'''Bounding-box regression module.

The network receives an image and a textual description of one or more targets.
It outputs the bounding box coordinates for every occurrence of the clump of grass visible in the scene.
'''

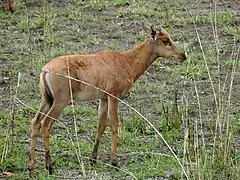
[161,91,183,132]
[80,0,107,11]
[114,0,129,7]
[16,18,38,30]
[123,114,147,135]
[221,26,240,41]
[182,4,240,179]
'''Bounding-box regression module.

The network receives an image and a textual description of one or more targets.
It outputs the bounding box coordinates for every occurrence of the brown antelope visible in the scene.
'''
[28,23,186,177]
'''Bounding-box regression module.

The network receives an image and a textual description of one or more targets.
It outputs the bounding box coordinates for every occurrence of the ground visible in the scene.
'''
[0,0,240,179]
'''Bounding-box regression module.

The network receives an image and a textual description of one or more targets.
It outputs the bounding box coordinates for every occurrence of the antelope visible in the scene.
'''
[28,23,186,177]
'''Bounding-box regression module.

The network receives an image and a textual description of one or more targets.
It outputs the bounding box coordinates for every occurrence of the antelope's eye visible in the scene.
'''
[162,38,171,45]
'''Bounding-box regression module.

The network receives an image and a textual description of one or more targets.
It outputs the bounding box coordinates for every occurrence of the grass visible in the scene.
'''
[0,0,240,179]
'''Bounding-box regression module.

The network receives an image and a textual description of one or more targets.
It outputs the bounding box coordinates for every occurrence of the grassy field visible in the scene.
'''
[0,0,240,179]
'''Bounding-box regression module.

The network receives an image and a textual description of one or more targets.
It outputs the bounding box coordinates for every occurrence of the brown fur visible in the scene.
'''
[8,0,14,12]
[28,24,186,177]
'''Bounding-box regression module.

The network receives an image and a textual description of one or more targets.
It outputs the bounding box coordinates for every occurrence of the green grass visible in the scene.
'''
[0,0,240,179]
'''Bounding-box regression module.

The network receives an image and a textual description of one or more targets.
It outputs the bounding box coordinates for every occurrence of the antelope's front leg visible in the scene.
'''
[92,99,108,163]
[107,96,119,166]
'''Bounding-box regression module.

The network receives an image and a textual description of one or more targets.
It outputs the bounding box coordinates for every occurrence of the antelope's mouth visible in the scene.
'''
[161,54,187,65]
[179,53,187,62]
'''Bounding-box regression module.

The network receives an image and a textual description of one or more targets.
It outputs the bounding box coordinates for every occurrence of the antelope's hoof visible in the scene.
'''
[90,156,97,166]
[28,168,36,178]
[111,159,118,167]
[46,165,54,175]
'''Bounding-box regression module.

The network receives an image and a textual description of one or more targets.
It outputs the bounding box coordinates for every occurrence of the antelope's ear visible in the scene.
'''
[142,23,157,41]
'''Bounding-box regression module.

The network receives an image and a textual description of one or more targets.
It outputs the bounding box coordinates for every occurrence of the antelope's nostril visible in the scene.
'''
[182,53,187,60]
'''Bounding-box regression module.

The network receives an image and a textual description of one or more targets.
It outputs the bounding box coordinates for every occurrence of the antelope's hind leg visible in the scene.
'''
[91,99,108,164]
[41,100,68,174]
[28,101,51,177]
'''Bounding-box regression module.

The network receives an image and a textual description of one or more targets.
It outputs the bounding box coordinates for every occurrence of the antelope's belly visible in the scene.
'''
[73,90,106,101]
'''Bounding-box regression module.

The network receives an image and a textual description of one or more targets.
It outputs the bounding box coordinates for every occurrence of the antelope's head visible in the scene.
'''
[143,23,186,62]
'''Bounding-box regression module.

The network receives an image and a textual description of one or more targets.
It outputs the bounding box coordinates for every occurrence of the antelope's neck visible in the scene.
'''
[123,39,158,82]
